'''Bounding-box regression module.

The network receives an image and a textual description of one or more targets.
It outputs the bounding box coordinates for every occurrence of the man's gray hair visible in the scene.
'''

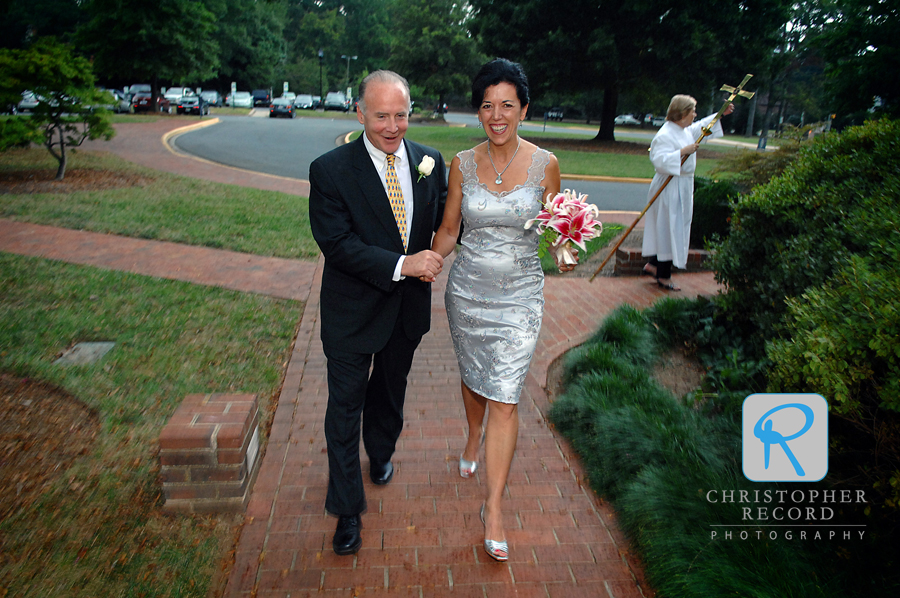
[357,70,411,114]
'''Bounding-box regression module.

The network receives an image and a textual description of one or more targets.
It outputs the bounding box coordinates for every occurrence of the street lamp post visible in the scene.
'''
[318,49,324,108]
[341,54,358,92]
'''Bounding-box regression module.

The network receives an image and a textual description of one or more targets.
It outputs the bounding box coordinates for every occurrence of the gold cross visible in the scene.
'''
[701,73,755,138]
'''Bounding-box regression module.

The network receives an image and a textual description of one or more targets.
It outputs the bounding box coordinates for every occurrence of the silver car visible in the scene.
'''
[227,91,253,108]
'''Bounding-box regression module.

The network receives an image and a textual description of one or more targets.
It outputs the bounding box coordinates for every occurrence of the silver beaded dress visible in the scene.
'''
[445,147,551,404]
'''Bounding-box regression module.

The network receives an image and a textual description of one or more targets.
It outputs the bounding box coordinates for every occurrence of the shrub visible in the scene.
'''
[690,177,738,248]
[767,255,900,417]
[709,140,802,192]
[710,118,900,345]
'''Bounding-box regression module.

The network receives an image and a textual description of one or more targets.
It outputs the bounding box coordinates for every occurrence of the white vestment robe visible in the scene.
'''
[641,114,723,269]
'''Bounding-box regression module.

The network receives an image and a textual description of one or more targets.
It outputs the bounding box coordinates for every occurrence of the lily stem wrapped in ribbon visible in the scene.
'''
[524,189,603,267]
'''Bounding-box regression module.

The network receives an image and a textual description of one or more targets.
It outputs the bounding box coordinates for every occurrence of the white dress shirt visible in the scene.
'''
[362,134,414,280]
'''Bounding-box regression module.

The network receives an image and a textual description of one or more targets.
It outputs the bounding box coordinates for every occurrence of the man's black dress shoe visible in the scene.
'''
[370,461,394,485]
[333,514,362,555]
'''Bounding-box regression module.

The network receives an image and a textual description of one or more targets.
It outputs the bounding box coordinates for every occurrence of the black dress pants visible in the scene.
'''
[323,316,421,516]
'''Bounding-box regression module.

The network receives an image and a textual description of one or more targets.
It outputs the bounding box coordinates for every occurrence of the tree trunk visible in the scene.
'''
[152,75,160,113]
[435,92,446,121]
[744,92,758,137]
[594,85,618,141]
[55,125,67,180]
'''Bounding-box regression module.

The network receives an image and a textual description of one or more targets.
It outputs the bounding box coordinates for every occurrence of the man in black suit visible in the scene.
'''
[308,70,448,555]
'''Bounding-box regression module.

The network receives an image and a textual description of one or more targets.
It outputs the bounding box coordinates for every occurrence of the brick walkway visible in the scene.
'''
[5,119,723,597]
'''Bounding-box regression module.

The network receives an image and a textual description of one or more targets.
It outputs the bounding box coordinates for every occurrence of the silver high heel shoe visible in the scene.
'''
[459,456,478,478]
[480,504,509,562]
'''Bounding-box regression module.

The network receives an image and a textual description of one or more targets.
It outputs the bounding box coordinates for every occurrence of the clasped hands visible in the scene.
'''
[403,250,444,282]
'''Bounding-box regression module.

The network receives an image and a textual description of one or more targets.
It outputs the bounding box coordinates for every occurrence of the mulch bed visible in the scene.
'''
[0,374,99,521]
[0,169,153,195]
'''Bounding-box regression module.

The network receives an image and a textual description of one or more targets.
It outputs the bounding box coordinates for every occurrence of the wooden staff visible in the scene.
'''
[589,74,755,282]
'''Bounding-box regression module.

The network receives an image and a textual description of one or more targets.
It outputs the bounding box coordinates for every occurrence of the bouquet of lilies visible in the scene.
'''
[524,189,603,267]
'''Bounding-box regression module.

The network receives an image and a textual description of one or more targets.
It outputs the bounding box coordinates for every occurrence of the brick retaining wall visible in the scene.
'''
[615,247,712,276]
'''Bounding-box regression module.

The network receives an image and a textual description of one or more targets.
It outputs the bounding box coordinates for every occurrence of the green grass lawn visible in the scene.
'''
[0,253,301,596]
[0,149,319,260]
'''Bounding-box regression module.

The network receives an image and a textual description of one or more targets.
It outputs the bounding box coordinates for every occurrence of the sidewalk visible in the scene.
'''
[4,119,723,597]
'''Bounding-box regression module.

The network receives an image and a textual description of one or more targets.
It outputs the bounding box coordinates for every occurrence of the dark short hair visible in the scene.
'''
[471,59,530,110]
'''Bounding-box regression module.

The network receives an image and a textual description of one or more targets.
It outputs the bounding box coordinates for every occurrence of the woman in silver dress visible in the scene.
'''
[431,59,569,561]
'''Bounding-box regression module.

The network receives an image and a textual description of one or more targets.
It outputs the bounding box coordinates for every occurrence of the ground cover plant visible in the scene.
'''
[551,299,898,597]
[0,253,302,596]
[0,149,319,260]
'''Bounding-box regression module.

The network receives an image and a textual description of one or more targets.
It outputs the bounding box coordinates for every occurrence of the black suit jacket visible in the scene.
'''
[309,136,448,354]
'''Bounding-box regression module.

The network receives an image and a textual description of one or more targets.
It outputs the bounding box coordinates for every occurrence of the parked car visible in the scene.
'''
[614,114,641,126]
[177,94,209,115]
[269,97,296,118]
[323,91,350,112]
[251,89,271,107]
[312,95,322,109]
[199,90,222,107]
[293,94,315,109]
[280,92,296,103]
[164,87,194,103]
[95,88,132,113]
[545,106,564,121]
[132,92,171,113]
[652,115,666,127]
[126,84,151,101]
[17,91,41,112]
[226,91,253,108]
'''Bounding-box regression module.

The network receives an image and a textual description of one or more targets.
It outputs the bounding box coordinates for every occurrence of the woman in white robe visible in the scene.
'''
[641,94,733,290]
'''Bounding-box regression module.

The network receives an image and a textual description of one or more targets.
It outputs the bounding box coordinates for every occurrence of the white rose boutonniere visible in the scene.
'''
[416,155,435,182]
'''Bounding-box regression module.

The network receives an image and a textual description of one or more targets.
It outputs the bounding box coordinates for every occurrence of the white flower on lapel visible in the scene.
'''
[416,155,435,182]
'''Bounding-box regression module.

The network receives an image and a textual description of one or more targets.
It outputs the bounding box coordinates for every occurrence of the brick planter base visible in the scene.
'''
[159,393,261,513]
[615,247,712,276]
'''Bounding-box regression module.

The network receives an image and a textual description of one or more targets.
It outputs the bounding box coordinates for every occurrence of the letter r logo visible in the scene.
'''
[742,394,828,482]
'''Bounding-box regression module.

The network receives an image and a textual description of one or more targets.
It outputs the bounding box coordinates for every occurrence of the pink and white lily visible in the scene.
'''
[525,189,603,266]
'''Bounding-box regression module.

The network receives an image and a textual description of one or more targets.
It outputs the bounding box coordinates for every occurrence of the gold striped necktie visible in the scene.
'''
[385,154,408,250]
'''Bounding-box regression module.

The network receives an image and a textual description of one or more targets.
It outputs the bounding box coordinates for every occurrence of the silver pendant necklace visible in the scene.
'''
[487,137,521,185]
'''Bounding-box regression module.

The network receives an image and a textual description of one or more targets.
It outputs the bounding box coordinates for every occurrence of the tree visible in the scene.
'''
[211,0,287,91]
[283,0,393,95]
[0,38,114,179]
[77,0,220,110]
[282,0,346,94]
[469,0,791,140]
[813,0,900,121]
[0,0,86,50]
[389,0,483,114]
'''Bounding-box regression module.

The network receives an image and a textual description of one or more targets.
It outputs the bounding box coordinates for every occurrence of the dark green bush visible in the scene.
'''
[0,117,39,151]
[710,118,900,346]
[709,140,802,193]
[690,177,738,248]
[767,254,900,417]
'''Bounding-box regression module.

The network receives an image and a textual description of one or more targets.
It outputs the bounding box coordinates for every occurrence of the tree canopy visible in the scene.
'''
[468,0,792,140]
[77,0,220,104]
[2,1,899,129]
[388,0,484,114]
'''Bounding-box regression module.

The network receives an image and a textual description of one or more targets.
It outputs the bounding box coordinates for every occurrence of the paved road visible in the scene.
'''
[172,114,362,181]
[172,112,653,211]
